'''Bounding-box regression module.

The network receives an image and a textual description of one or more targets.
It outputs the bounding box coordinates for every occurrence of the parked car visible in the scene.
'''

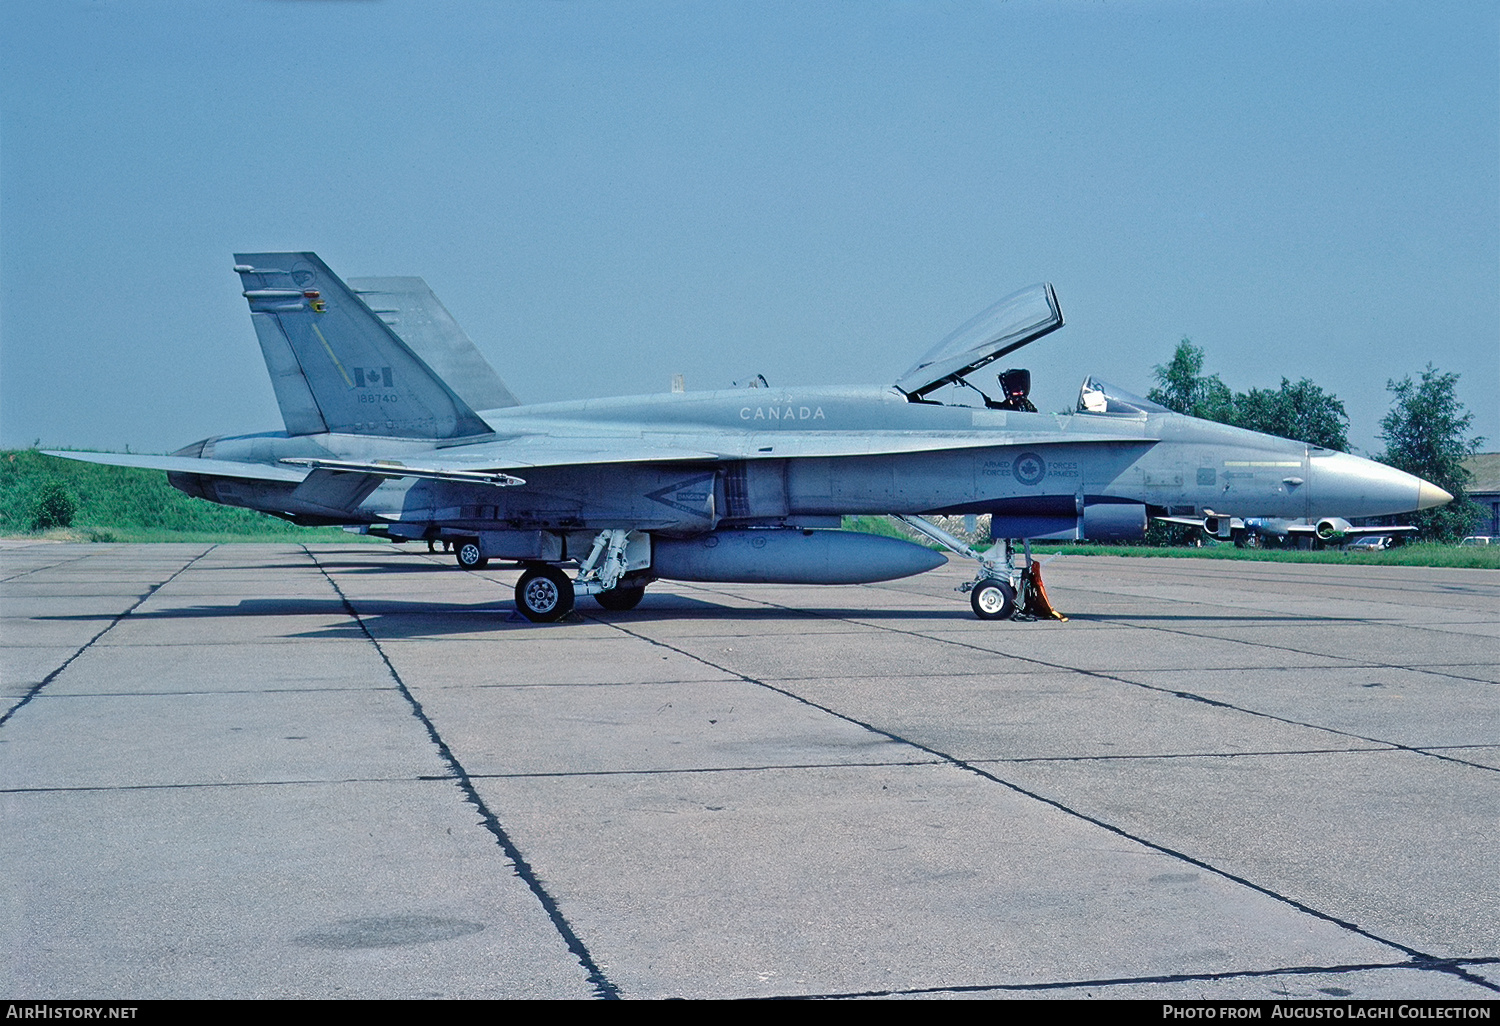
[1459,536,1494,546]
[1346,536,1391,551]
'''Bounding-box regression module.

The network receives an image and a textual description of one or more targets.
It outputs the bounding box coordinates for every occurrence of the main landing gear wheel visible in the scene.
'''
[970,580,1016,620]
[594,585,645,611]
[455,538,488,570]
[515,565,575,623]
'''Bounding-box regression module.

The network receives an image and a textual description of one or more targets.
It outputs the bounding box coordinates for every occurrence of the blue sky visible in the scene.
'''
[3,0,1496,456]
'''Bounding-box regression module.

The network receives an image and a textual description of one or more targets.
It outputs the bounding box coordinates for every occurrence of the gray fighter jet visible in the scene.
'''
[46,253,1452,621]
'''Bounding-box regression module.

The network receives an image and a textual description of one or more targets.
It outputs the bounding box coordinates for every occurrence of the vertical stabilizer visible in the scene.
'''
[234,253,492,439]
[348,276,520,411]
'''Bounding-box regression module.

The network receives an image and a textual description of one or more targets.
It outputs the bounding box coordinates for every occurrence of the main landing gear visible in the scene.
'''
[893,515,1066,623]
[512,529,652,623]
[594,584,646,611]
[454,537,488,570]
[514,564,575,622]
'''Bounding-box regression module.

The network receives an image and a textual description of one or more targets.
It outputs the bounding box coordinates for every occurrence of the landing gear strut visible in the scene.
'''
[573,529,650,613]
[893,515,1066,622]
[513,530,650,622]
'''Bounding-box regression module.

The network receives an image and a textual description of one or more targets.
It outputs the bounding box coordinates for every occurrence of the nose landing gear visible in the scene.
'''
[893,515,1067,622]
[970,579,1017,620]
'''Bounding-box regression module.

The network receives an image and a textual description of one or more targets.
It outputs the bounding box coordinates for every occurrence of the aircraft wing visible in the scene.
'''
[42,450,307,482]
[1278,522,1418,538]
[50,431,1148,489]
[1157,514,1422,541]
[331,429,1149,475]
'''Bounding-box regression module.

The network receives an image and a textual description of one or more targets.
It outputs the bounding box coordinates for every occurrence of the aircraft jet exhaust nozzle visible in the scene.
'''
[1202,514,1232,539]
[1315,517,1353,541]
[1309,452,1452,519]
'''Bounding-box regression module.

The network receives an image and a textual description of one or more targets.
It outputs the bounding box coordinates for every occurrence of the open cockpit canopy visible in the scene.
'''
[1075,376,1172,416]
[895,283,1063,400]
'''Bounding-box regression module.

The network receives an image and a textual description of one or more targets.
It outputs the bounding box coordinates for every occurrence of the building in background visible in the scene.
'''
[1462,452,1500,537]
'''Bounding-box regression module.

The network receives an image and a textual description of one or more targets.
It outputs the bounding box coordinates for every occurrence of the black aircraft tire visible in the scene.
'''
[970,580,1016,620]
[455,538,488,570]
[594,585,646,611]
[515,565,575,623]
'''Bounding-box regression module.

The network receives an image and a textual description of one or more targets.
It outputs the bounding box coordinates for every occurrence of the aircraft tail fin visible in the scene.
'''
[348,276,520,412]
[234,253,493,439]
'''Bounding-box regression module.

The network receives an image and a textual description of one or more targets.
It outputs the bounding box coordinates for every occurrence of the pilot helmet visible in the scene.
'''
[999,367,1031,400]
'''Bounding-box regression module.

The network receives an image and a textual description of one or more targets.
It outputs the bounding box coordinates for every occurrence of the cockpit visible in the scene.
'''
[1075,377,1171,417]
[894,284,1175,418]
[895,283,1064,403]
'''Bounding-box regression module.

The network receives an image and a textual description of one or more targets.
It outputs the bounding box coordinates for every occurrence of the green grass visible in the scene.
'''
[1023,541,1499,569]
[0,449,372,543]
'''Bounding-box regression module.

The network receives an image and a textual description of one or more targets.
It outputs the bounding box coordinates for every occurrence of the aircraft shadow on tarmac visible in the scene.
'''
[1060,612,1349,624]
[303,558,471,573]
[34,598,1349,642]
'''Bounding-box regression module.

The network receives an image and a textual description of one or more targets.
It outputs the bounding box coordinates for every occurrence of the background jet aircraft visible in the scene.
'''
[46,253,1452,621]
[1156,512,1418,548]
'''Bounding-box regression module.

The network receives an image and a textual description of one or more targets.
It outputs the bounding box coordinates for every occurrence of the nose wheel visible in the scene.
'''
[970,579,1016,620]
[515,565,576,622]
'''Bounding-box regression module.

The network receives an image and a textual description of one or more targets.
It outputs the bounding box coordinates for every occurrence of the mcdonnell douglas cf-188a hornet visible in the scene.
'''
[47,253,1452,621]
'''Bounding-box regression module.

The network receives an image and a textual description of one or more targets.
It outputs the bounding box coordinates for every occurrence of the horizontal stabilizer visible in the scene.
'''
[290,468,385,510]
[43,450,306,483]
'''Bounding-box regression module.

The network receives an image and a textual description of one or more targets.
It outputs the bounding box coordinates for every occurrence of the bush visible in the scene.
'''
[28,480,76,531]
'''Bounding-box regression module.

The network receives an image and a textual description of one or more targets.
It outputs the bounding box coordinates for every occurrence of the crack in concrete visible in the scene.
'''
[679,583,1500,776]
[796,955,1500,999]
[590,614,1479,982]
[0,546,214,726]
[0,550,98,583]
[305,546,621,1000]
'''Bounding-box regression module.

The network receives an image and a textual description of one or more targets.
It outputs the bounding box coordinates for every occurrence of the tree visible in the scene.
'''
[1148,339,1234,422]
[1146,338,1356,548]
[1148,340,1350,450]
[1233,378,1349,452]
[1378,365,1484,541]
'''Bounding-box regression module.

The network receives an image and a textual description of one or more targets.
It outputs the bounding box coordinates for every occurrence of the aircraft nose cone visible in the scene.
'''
[1309,452,1443,518]
[1417,481,1454,510]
